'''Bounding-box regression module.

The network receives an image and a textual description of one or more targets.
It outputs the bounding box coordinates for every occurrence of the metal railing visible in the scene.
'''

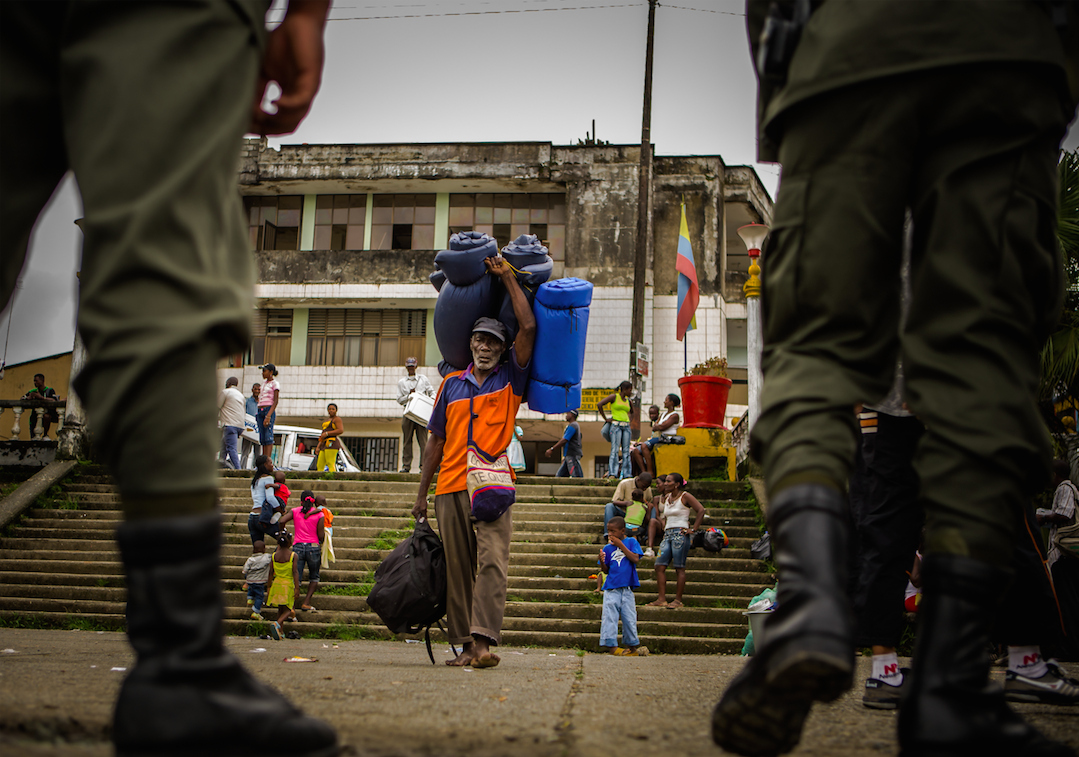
[731,410,750,463]
[0,399,67,441]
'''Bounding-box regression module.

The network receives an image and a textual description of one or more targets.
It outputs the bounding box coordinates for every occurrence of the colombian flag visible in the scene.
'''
[676,201,699,341]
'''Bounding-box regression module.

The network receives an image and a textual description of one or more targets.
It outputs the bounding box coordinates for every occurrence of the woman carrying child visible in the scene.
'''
[266,530,299,641]
[279,490,326,613]
[647,472,705,609]
[248,455,276,545]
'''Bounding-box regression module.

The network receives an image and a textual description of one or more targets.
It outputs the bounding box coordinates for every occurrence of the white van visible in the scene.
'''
[238,416,362,473]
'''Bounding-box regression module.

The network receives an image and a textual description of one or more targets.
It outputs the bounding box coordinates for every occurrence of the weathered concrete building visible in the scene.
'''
[221,138,772,474]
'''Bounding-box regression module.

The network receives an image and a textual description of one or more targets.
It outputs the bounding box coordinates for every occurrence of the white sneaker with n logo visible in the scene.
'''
[1005,661,1079,706]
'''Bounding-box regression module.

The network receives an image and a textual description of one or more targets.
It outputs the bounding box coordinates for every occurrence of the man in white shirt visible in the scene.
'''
[217,377,246,470]
[397,356,434,473]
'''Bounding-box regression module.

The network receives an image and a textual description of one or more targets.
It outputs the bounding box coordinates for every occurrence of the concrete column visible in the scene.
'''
[289,308,309,366]
[363,193,374,250]
[57,331,89,460]
[434,193,450,249]
[744,257,762,432]
[300,194,316,251]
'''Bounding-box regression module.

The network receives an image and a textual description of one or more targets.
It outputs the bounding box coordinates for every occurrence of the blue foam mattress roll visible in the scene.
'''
[529,278,592,388]
[515,257,553,287]
[434,276,496,372]
[434,231,499,286]
[526,379,583,416]
[536,276,594,309]
[430,269,446,292]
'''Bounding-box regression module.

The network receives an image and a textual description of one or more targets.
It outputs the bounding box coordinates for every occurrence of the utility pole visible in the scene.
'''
[629,0,657,438]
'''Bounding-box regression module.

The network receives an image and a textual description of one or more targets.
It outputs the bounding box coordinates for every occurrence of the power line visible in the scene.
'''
[663,4,744,16]
[269,2,646,22]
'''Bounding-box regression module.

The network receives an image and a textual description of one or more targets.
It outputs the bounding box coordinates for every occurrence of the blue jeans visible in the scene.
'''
[600,586,639,648]
[556,456,582,477]
[603,502,626,537]
[294,542,321,585]
[221,425,241,469]
[608,422,631,479]
[656,528,690,569]
[247,512,267,546]
[256,406,275,446]
[247,582,266,613]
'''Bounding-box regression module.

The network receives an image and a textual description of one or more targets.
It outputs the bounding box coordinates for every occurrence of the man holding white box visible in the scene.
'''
[398,356,435,473]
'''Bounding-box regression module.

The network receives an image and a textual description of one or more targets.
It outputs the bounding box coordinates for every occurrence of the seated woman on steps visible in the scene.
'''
[631,394,681,477]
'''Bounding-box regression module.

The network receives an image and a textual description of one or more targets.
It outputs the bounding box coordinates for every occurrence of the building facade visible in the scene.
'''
[221,139,773,474]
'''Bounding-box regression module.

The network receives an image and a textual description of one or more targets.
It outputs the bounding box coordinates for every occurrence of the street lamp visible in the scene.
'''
[737,223,769,432]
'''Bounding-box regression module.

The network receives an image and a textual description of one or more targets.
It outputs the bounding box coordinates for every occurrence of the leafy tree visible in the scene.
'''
[1039,149,1079,402]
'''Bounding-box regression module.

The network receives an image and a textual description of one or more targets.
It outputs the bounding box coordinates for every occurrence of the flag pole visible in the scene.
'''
[684,331,688,374]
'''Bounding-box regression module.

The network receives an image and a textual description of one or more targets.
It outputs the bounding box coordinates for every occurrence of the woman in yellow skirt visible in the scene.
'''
[314,403,344,472]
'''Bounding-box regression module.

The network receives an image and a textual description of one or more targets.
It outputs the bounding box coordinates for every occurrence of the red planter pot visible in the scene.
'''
[677,375,733,429]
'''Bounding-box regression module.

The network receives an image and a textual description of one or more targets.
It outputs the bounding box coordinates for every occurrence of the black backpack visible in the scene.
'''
[366,518,456,664]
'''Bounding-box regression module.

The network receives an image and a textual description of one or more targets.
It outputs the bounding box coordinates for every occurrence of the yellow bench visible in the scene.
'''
[653,427,737,482]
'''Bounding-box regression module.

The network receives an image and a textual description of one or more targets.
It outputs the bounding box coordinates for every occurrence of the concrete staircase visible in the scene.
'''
[0,468,774,653]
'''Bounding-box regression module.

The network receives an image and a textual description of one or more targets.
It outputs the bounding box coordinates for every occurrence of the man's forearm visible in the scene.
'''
[414,435,445,502]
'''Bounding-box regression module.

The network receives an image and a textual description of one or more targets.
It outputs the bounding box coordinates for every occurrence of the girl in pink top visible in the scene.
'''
[279,491,325,612]
[257,364,281,459]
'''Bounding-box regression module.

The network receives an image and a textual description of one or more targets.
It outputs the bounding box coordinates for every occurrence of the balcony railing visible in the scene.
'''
[0,399,67,441]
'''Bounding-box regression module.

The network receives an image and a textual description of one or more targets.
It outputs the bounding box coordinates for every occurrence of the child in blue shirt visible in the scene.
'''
[599,516,648,656]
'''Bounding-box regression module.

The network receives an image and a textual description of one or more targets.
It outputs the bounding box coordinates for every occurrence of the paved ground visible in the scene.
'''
[1,628,1076,756]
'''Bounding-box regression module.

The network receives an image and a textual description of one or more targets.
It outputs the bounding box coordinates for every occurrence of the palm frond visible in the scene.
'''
[1039,150,1079,400]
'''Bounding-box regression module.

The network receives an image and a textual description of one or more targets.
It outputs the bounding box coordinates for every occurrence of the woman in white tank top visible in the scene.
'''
[646,472,704,609]
[632,393,682,476]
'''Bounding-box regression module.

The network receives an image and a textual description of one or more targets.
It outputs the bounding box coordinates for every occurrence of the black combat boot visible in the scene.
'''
[712,484,854,756]
[897,554,1072,757]
[113,512,338,757]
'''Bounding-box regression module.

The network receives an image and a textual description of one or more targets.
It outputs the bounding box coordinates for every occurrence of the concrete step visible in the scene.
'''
[54,488,758,512]
[0,467,769,652]
[0,563,771,599]
[9,520,764,543]
[0,608,748,654]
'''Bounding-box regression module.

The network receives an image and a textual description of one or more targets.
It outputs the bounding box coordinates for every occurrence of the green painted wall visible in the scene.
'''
[425,309,439,368]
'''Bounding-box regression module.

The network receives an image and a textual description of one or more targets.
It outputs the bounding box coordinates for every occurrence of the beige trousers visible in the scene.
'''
[434,491,512,646]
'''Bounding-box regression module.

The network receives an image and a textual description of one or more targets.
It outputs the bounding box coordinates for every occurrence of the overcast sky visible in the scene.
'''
[3,0,1077,372]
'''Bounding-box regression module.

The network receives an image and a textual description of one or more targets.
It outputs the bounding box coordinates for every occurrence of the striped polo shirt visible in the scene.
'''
[428,346,530,495]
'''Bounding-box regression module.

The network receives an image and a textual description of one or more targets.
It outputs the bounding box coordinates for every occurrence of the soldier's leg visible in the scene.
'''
[896,64,1070,757]
[64,2,260,504]
[715,79,916,757]
[904,65,1066,568]
[52,3,334,754]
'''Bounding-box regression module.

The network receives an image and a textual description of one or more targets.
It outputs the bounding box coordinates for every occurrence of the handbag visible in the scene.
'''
[601,421,612,443]
[1054,519,1079,560]
[749,532,772,561]
[464,396,515,522]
